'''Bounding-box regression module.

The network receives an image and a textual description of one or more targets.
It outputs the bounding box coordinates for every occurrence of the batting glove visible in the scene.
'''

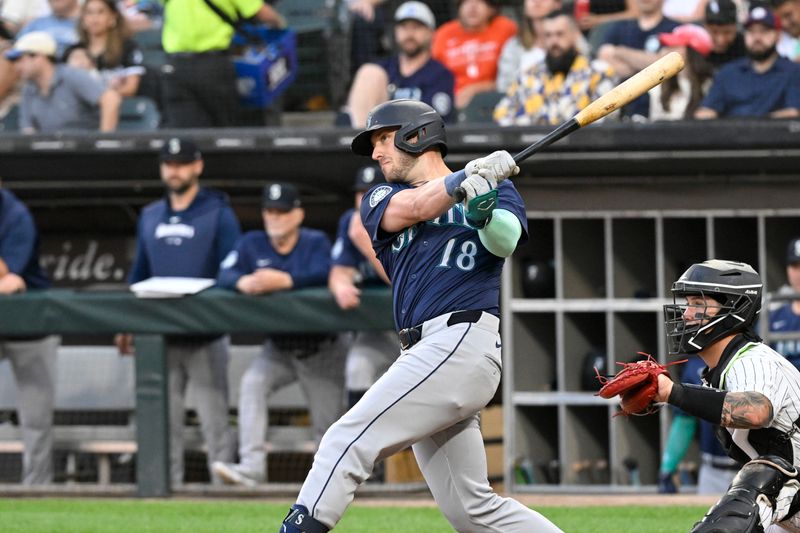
[461,173,498,228]
[464,150,520,183]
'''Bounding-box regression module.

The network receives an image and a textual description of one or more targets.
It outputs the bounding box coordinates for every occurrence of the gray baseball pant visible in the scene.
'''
[167,336,233,485]
[237,336,346,476]
[0,335,60,485]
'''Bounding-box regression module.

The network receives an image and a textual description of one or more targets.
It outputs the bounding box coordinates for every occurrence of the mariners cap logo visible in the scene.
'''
[363,168,375,183]
[369,185,392,208]
[169,138,181,154]
[269,184,282,200]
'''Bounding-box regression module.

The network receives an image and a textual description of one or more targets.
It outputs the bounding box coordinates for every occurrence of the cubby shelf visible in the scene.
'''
[502,209,800,492]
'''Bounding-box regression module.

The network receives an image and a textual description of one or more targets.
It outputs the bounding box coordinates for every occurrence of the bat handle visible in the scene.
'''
[453,186,466,203]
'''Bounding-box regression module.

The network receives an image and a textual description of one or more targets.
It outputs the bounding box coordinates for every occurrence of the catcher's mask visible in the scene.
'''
[664,259,762,355]
[350,99,447,157]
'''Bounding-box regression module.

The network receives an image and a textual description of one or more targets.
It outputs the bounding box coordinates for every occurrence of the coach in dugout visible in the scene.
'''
[213,183,347,487]
[0,183,60,485]
[117,137,239,486]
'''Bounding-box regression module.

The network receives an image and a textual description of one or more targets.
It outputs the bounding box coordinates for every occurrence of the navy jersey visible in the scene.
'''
[0,189,49,289]
[217,228,332,290]
[128,188,241,283]
[361,179,528,330]
[331,209,384,287]
[377,56,455,123]
[769,304,800,369]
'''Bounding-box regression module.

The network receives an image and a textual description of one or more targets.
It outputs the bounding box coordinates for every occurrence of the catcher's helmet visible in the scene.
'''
[664,259,762,355]
[351,99,447,157]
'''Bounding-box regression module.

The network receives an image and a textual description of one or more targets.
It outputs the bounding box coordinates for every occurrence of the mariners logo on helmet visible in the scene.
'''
[351,99,448,157]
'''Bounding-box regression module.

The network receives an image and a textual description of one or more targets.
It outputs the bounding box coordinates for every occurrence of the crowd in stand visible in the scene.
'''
[0,0,798,132]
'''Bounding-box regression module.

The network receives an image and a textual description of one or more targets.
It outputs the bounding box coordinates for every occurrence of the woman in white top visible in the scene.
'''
[496,0,561,92]
[650,24,714,120]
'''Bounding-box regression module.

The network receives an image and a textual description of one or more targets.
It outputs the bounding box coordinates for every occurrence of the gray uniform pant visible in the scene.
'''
[0,336,59,485]
[168,336,233,485]
[344,331,398,392]
[297,313,563,532]
[237,336,346,475]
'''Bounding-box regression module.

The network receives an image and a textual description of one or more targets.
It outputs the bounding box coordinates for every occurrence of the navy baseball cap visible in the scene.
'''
[745,5,778,29]
[787,238,800,265]
[354,165,385,191]
[160,137,201,163]
[262,183,302,211]
[705,0,737,25]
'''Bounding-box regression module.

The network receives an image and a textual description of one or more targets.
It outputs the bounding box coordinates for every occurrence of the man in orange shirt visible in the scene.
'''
[432,0,516,109]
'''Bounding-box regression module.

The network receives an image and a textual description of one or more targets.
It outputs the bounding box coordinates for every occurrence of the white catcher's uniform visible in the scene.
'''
[706,341,800,532]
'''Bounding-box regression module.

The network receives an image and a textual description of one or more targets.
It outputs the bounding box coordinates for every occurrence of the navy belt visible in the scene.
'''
[397,310,483,351]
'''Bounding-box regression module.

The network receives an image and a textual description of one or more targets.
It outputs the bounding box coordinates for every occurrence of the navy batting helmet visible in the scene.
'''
[351,99,447,157]
[663,259,762,355]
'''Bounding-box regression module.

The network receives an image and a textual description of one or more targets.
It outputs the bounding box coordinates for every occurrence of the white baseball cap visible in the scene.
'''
[5,31,57,61]
[394,1,436,30]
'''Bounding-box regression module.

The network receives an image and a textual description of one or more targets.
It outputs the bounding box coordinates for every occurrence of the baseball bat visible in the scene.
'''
[453,51,685,202]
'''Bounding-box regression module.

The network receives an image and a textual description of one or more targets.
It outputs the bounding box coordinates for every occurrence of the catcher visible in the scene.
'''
[600,259,800,533]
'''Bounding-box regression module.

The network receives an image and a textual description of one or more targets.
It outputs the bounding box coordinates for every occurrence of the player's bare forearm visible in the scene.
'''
[720,391,773,429]
[329,266,362,310]
[380,177,455,233]
[770,108,800,118]
[348,215,390,284]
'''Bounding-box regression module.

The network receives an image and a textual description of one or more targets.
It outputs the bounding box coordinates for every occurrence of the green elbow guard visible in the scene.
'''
[478,209,522,258]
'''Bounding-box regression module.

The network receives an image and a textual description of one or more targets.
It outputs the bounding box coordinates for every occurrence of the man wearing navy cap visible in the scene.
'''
[118,137,240,486]
[768,237,800,371]
[696,5,800,118]
[0,181,59,484]
[213,183,346,487]
[329,166,398,410]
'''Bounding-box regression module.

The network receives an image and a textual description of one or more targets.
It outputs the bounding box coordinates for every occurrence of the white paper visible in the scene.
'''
[130,277,216,298]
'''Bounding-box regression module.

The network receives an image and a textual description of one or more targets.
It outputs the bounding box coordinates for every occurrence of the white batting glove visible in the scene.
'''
[461,173,497,203]
[464,150,520,183]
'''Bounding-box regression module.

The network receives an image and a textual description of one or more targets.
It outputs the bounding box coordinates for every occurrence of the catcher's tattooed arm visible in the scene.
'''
[720,391,773,429]
[660,374,774,428]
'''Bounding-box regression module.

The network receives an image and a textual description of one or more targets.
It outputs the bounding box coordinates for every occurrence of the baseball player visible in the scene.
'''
[0,184,60,485]
[653,259,800,532]
[329,165,397,409]
[212,183,347,487]
[768,237,800,370]
[118,137,238,486]
[279,99,563,533]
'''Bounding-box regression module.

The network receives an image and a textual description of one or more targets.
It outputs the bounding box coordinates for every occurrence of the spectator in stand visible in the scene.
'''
[160,0,286,128]
[657,357,739,494]
[119,137,240,486]
[704,0,746,71]
[0,182,60,485]
[768,237,800,370]
[1,0,50,38]
[432,0,517,109]
[574,0,639,41]
[597,0,679,119]
[329,166,398,408]
[345,1,455,127]
[650,24,714,120]
[695,5,800,118]
[8,31,121,133]
[212,183,347,487]
[77,0,144,98]
[493,9,616,126]
[18,0,80,55]
[496,0,562,93]
[663,0,708,23]
[773,0,800,60]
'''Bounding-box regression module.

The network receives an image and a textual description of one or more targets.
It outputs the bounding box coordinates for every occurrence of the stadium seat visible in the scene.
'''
[458,91,505,124]
[117,96,161,131]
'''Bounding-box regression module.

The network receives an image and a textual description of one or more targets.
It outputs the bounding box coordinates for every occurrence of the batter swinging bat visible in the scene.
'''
[454,51,685,202]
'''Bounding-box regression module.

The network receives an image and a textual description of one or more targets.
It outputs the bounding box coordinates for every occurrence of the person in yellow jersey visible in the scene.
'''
[160,0,285,127]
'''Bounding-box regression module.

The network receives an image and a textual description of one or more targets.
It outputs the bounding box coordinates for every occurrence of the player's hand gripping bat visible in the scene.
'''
[453,51,685,202]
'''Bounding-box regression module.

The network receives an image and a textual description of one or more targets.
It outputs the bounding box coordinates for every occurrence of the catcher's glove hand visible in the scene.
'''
[595,353,686,416]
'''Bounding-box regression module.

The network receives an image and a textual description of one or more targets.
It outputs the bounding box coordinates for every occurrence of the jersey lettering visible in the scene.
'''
[439,238,478,271]
[391,226,418,253]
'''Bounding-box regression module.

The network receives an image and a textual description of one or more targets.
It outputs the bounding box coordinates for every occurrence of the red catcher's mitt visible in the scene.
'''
[594,353,686,416]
